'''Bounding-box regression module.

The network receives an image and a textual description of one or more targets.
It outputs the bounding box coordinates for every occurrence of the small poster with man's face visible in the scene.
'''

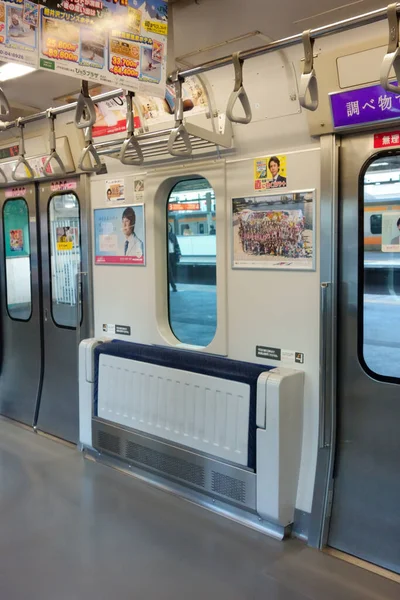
[254,155,287,191]
[382,212,400,252]
[94,204,145,265]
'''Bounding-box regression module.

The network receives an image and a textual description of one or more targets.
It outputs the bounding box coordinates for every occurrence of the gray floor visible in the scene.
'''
[0,418,398,600]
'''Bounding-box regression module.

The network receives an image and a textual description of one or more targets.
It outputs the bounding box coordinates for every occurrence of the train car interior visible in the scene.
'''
[0,0,400,598]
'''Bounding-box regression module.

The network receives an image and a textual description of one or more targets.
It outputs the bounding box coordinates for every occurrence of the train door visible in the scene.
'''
[0,177,91,443]
[0,184,41,425]
[328,131,400,573]
[35,178,91,443]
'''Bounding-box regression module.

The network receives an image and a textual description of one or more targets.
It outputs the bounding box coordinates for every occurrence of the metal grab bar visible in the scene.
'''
[319,282,330,449]
[74,81,97,129]
[0,167,7,183]
[381,3,400,93]
[43,110,67,175]
[0,87,10,119]
[12,118,34,181]
[119,91,143,166]
[226,52,252,124]
[299,30,319,111]
[167,73,192,157]
[78,125,102,173]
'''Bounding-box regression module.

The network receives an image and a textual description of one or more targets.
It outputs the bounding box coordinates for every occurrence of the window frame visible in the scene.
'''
[47,191,83,330]
[358,149,400,384]
[2,197,33,322]
[166,177,217,348]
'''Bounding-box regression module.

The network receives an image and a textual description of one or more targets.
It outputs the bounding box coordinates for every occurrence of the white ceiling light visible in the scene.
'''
[0,63,35,82]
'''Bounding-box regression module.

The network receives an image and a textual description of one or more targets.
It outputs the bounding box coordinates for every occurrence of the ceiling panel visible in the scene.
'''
[172,0,389,63]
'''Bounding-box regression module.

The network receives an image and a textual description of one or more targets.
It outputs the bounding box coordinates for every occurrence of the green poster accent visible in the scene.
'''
[4,199,30,259]
[40,59,55,70]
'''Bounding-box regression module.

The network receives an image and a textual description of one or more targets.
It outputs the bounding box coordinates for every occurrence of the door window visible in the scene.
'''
[3,198,32,320]
[48,193,81,328]
[362,155,400,380]
[167,178,217,346]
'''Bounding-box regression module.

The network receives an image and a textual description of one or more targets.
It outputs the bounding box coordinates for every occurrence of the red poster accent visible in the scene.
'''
[95,255,145,265]
[51,180,77,192]
[92,116,141,138]
[374,131,400,148]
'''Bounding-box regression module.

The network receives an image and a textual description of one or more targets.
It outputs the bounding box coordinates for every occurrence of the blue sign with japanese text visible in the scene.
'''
[330,82,400,129]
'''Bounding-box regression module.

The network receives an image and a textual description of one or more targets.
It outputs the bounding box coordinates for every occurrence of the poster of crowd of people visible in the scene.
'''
[232,191,315,270]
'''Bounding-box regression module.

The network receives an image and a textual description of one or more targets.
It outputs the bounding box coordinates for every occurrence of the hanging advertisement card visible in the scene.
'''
[92,94,141,138]
[59,75,208,138]
[232,190,315,271]
[0,0,39,68]
[105,178,125,203]
[254,155,287,191]
[94,204,145,265]
[38,0,168,97]
[381,211,400,252]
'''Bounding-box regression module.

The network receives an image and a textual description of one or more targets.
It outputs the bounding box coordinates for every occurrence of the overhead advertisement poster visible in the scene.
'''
[38,0,168,97]
[232,191,315,270]
[58,75,209,138]
[94,204,145,265]
[0,0,39,68]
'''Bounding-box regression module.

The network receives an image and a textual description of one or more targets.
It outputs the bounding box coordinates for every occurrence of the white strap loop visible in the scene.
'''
[43,111,66,175]
[226,52,252,124]
[167,73,192,157]
[12,119,34,181]
[74,81,96,129]
[299,30,319,111]
[119,91,143,166]
[0,167,7,184]
[381,4,400,94]
[78,126,102,173]
[0,87,10,119]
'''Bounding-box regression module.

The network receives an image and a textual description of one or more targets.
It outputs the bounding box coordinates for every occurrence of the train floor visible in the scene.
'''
[0,417,398,600]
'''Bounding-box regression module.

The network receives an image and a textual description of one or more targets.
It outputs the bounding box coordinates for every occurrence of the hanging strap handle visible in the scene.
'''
[381,4,400,93]
[226,52,252,124]
[12,119,34,181]
[299,30,319,111]
[74,81,96,129]
[0,87,10,119]
[0,167,7,184]
[119,91,144,166]
[167,73,192,157]
[43,110,67,175]
[78,125,102,173]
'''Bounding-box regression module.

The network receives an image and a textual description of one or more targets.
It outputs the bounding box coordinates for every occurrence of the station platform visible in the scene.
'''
[0,418,398,599]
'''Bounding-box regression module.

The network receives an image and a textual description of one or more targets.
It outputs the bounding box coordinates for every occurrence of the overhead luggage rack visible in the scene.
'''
[95,120,233,163]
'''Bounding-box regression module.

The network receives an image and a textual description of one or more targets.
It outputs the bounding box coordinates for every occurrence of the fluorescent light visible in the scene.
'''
[0,63,35,82]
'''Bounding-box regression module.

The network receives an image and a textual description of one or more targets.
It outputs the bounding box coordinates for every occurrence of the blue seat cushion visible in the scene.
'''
[93,340,273,470]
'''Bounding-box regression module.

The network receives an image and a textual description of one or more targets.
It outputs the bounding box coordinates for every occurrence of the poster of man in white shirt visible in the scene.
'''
[121,207,144,258]
[94,204,145,265]
[382,212,400,252]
